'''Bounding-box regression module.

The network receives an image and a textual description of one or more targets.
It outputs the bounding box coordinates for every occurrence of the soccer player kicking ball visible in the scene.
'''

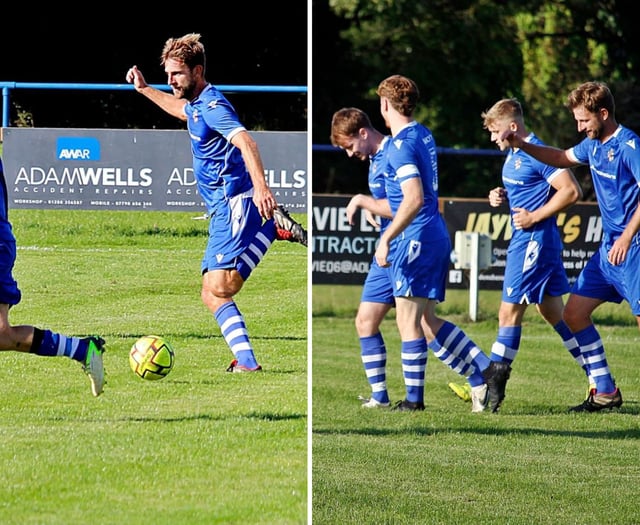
[126,33,306,373]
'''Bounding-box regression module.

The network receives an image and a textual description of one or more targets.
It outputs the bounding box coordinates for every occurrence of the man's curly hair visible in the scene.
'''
[161,33,206,72]
[376,75,419,116]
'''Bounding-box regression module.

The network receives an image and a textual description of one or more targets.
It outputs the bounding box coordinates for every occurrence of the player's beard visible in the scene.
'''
[586,117,607,140]
[174,80,197,100]
[587,124,602,140]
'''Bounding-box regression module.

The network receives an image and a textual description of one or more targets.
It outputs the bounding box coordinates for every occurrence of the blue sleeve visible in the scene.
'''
[622,142,640,185]
[0,159,7,221]
[570,137,590,164]
[201,97,245,141]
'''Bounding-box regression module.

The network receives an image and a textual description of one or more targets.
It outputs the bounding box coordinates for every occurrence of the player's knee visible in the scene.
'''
[561,308,582,331]
[201,284,235,303]
[202,270,243,299]
[355,315,376,337]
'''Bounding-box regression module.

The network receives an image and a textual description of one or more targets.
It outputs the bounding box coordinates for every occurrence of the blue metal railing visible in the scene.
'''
[0,82,501,158]
[0,82,307,128]
[313,144,505,157]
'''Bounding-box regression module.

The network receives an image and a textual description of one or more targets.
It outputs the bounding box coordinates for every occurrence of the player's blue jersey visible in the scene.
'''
[360,136,394,305]
[0,159,15,239]
[0,158,22,306]
[369,136,391,234]
[184,83,254,215]
[504,133,566,253]
[384,121,448,242]
[569,125,640,240]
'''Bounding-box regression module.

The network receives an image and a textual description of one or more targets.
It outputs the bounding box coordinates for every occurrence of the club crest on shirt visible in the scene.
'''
[514,159,522,170]
[607,148,615,162]
[192,110,199,123]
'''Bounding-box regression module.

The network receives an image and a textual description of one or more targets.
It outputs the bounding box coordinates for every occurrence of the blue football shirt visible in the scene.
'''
[384,121,448,243]
[569,125,640,239]
[361,136,394,305]
[503,133,566,253]
[184,83,254,215]
[369,135,391,234]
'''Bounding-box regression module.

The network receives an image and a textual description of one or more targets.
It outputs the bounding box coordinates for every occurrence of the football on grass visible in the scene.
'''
[129,335,175,380]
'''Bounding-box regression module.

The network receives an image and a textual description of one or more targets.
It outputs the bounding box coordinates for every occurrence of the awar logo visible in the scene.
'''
[56,137,101,161]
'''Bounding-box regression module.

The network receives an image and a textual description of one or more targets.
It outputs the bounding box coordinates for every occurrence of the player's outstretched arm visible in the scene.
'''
[501,130,574,168]
[126,65,187,122]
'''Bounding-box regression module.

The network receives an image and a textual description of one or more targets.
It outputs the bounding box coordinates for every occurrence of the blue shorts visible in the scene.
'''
[201,190,262,273]
[0,237,22,306]
[571,237,640,315]
[390,236,449,301]
[502,240,569,304]
[361,259,394,305]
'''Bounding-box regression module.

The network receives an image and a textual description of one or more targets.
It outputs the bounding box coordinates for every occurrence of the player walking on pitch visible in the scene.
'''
[0,157,106,396]
[331,107,493,412]
[449,98,586,412]
[373,75,495,412]
[501,81,635,412]
[126,33,306,372]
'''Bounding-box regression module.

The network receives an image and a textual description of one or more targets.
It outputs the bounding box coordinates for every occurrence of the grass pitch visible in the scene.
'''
[0,209,307,525]
[312,285,640,525]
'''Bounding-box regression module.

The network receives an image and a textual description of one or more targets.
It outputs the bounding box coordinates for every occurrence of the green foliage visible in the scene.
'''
[328,0,521,146]
[316,0,640,198]
[0,210,308,525]
[515,2,614,147]
[313,285,640,524]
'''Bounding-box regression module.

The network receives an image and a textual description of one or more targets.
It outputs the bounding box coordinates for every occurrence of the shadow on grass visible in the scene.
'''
[114,332,306,343]
[313,402,640,440]
[120,412,307,423]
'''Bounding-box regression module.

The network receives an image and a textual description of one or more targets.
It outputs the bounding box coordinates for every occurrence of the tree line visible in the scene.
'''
[312,0,640,199]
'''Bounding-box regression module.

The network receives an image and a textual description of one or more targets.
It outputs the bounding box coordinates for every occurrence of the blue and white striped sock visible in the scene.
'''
[214,301,258,369]
[430,335,472,378]
[554,320,593,385]
[401,338,427,404]
[574,325,615,392]
[490,325,521,364]
[431,321,491,387]
[31,329,88,363]
[360,333,389,404]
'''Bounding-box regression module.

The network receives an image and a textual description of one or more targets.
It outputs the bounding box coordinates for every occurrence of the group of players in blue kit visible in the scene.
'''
[2,32,638,417]
[0,33,307,396]
[332,75,639,413]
